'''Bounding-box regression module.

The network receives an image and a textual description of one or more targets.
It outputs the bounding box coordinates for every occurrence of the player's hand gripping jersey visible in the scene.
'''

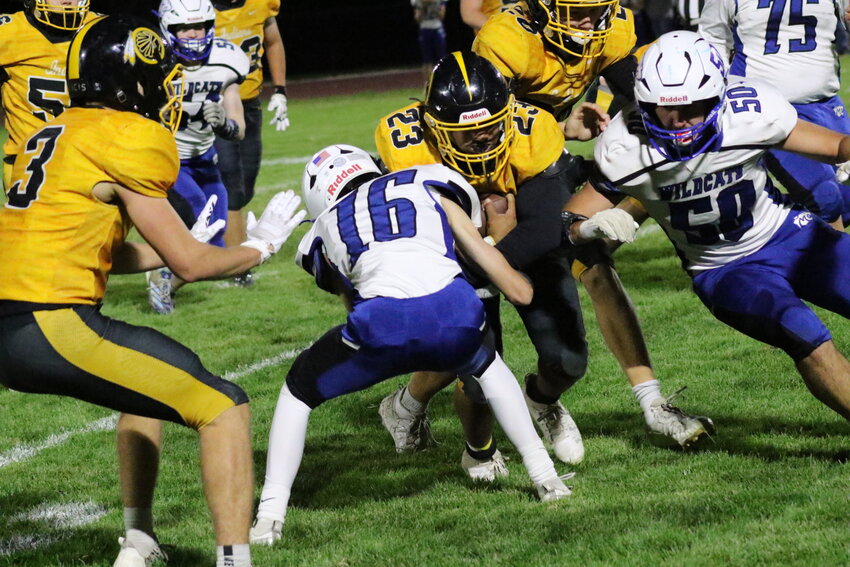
[473,1,635,120]
[297,164,483,301]
[212,0,278,100]
[591,77,798,274]
[0,10,98,158]
[375,100,563,194]
[0,107,178,305]
[699,0,842,104]
[176,38,249,159]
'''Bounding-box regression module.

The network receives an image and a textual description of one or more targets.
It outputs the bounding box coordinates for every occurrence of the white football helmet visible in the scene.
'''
[302,145,382,218]
[159,0,216,62]
[634,30,727,161]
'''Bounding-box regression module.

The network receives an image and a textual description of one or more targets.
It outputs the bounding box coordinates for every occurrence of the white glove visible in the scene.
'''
[578,208,639,243]
[203,100,226,130]
[836,160,850,183]
[190,195,226,244]
[241,190,307,263]
[268,93,290,132]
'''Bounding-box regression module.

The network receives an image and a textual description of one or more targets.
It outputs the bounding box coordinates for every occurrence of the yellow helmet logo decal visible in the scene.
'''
[124,27,164,65]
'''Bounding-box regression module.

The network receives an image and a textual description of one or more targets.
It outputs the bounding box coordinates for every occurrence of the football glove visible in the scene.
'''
[578,208,639,243]
[190,195,226,244]
[268,93,290,132]
[241,190,307,263]
[836,160,850,183]
[202,99,227,130]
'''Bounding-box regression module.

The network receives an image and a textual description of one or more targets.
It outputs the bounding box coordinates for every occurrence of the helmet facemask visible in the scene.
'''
[637,97,724,161]
[165,22,215,62]
[32,0,89,31]
[532,0,619,59]
[424,98,515,185]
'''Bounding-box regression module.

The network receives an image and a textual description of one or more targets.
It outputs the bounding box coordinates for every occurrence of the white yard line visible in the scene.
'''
[0,502,108,557]
[0,348,302,470]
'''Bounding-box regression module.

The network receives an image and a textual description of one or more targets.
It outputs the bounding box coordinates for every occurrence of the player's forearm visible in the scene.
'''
[263,18,287,87]
[111,241,165,274]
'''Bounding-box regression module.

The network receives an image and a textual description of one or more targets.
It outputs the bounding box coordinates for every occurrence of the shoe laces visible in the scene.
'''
[536,403,568,433]
[408,414,435,448]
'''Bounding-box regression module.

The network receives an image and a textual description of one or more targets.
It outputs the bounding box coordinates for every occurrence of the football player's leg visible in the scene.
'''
[516,252,587,464]
[195,148,230,247]
[467,353,560,486]
[214,120,247,249]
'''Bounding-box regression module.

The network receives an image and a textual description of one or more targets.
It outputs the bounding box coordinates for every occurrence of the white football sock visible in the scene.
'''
[632,379,664,423]
[397,386,425,416]
[475,354,558,484]
[216,544,251,567]
[256,384,312,523]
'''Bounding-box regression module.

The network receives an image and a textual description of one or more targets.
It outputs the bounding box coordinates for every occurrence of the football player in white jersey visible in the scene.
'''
[565,31,850,428]
[146,0,250,314]
[700,0,850,229]
[249,145,574,546]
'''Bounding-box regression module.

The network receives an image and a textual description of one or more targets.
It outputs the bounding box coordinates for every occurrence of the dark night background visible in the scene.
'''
[0,0,477,77]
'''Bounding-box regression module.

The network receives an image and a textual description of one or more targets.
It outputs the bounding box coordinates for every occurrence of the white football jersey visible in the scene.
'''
[699,0,843,103]
[593,77,798,273]
[297,164,482,300]
[175,38,249,159]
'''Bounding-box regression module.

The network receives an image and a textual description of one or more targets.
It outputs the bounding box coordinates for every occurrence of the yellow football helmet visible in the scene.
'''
[422,51,515,185]
[527,0,619,59]
[28,0,90,31]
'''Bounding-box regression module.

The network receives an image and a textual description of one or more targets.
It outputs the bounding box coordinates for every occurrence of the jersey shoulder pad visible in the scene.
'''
[474,8,541,79]
[593,110,645,188]
[375,103,439,171]
[722,76,797,145]
[209,38,251,78]
[510,101,563,174]
[105,113,179,198]
[265,0,280,18]
[601,8,636,63]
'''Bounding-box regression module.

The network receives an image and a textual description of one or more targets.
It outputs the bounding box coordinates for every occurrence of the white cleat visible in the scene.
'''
[146,268,174,315]
[378,388,434,453]
[646,394,715,449]
[461,448,509,482]
[113,529,167,567]
[524,386,584,465]
[535,473,575,502]
[249,516,283,546]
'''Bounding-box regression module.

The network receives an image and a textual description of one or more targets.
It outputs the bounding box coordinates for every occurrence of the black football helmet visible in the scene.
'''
[67,15,184,133]
[423,51,515,184]
[25,0,89,31]
[526,0,619,60]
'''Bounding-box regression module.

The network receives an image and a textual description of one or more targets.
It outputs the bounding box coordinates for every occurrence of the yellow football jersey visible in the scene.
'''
[0,107,179,305]
[473,1,636,120]
[0,11,99,159]
[375,100,563,194]
[481,0,515,17]
[213,0,280,100]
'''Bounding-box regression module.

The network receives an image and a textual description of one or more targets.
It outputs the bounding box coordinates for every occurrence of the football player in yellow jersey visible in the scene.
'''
[212,0,289,286]
[474,0,637,125]
[0,0,98,189]
[375,52,713,476]
[0,16,305,567]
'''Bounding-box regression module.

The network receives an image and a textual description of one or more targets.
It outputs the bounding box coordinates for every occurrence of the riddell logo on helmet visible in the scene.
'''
[327,163,363,196]
[459,108,492,123]
[659,95,689,104]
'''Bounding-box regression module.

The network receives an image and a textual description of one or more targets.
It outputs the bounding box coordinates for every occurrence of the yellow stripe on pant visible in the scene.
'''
[34,308,236,429]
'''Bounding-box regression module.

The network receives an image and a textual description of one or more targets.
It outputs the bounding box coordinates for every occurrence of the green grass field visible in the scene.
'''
[1,83,850,567]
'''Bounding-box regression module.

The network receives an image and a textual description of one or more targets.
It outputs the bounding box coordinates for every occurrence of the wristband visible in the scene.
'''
[273,85,287,96]
[214,118,240,140]
[561,211,588,246]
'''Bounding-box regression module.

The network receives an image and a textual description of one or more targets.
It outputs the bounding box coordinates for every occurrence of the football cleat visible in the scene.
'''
[249,516,283,546]
[646,391,715,449]
[378,388,435,453]
[146,268,174,315]
[232,271,255,288]
[113,529,167,567]
[535,472,575,502]
[524,377,585,465]
[461,448,509,482]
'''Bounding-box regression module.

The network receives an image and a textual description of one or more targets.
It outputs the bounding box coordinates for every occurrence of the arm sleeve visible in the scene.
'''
[495,154,588,269]
[698,0,735,62]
